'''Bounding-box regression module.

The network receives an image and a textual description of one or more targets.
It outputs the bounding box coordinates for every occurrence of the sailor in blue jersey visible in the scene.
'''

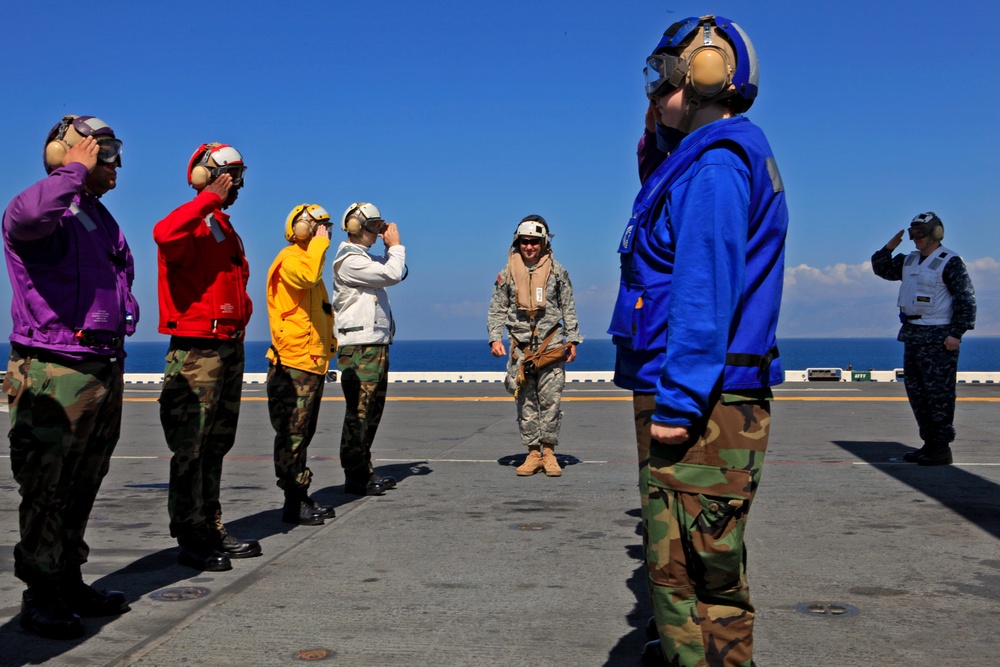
[609,15,788,667]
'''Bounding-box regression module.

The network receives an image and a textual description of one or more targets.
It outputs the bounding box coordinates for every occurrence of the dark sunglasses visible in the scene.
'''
[518,237,541,246]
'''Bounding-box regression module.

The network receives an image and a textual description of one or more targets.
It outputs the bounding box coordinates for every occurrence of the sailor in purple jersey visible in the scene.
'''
[2,115,138,639]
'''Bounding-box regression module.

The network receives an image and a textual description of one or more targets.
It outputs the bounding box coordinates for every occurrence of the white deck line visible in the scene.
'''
[119,369,1000,385]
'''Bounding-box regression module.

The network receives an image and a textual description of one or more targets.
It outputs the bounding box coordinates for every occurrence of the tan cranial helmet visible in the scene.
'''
[512,214,552,250]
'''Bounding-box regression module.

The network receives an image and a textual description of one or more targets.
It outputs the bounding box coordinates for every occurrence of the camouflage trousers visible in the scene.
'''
[3,348,123,585]
[337,345,388,483]
[903,342,958,446]
[159,339,244,543]
[510,356,565,448]
[633,392,770,667]
[266,364,325,491]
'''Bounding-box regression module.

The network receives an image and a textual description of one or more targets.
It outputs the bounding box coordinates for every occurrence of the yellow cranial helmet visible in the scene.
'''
[285,204,331,242]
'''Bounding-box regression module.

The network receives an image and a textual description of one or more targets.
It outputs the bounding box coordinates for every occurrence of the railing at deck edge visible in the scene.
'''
[108,369,1000,385]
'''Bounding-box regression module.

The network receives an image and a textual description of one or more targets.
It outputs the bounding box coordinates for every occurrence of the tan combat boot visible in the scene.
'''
[516,446,544,476]
[541,444,562,477]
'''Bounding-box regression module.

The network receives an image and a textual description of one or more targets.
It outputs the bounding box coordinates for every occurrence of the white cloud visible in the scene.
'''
[780,257,1000,337]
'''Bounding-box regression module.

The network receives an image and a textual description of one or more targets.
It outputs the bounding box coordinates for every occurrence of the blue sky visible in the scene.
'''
[1,1,998,342]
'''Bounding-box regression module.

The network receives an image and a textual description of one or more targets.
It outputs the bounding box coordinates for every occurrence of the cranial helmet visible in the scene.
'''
[285,204,332,242]
[188,143,246,189]
[341,202,386,235]
[644,15,759,128]
[909,212,944,241]
[512,214,552,251]
[44,115,122,173]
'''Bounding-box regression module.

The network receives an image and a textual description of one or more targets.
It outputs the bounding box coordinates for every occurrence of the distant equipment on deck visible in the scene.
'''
[806,368,842,382]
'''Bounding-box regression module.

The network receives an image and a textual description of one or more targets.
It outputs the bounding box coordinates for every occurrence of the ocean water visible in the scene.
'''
[2,337,1000,373]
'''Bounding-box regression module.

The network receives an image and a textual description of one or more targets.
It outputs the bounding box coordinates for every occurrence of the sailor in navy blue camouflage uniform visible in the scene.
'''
[871,212,976,466]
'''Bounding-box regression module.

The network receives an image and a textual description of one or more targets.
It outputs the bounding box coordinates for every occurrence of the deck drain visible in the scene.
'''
[511,522,548,531]
[150,586,211,602]
[295,648,335,661]
[795,602,859,618]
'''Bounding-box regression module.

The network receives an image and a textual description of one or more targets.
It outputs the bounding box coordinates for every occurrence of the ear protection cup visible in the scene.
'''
[931,225,944,241]
[45,140,70,170]
[44,117,78,171]
[345,215,363,234]
[292,219,312,239]
[688,46,731,96]
[188,144,213,188]
[190,164,212,188]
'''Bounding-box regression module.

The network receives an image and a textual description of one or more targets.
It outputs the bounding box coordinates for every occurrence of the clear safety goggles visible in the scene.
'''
[643,53,686,98]
[95,137,123,166]
[211,164,247,188]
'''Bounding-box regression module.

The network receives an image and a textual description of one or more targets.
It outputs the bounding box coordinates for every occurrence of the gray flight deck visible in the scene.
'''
[1,378,998,666]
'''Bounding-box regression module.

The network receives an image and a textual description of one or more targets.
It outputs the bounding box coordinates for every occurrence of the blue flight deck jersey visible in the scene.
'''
[609,116,789,428]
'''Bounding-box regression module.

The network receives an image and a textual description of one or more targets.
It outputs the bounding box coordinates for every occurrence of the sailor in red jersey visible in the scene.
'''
[153,143,258,572]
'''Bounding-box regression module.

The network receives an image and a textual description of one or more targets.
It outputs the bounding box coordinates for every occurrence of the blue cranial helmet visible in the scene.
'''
[644,15,759,113]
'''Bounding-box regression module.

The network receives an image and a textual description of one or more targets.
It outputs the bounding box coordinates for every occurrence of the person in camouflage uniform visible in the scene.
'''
[487,215,581,477]
[266,204,336,525]
[332,202,407,496]
[610,16,788,666]
[872,212,976,466]
[3,115,136,638]
[154,143,258,572]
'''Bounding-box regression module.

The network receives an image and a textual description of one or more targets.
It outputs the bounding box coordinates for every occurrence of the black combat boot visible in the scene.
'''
[58,567,130,617]
[371,472,396,490]
[344,477,385,496]
[20,584,85,639]
[214,530,262,558]
[902,444,930,462]
[303,493,336,519]
[917,444,953,466]
[177,540,232,572]
[282,489,325,525]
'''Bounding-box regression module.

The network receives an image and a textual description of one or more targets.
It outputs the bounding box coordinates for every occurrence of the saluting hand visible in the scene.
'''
[63,136,99,172]
[885,229,905,251]
[204,173,232,200]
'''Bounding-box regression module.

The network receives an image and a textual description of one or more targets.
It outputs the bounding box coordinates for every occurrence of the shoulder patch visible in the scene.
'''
[495,271,506,286]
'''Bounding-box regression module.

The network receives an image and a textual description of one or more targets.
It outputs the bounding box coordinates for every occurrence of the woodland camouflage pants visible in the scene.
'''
[633,392,770,667]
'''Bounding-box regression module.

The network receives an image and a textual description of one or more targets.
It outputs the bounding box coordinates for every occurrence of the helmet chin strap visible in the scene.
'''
[677,87,735,134]
[678,94,702,133]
